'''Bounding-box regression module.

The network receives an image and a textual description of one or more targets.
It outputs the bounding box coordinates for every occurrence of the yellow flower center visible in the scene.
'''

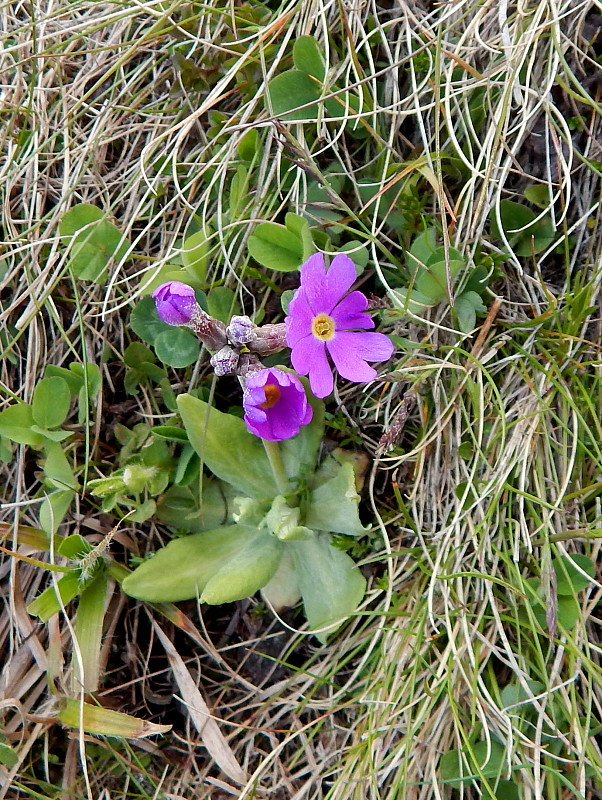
[260,384,281,409]
[311,313,335,342]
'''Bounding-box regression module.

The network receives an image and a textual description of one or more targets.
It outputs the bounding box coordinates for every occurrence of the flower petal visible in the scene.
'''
[324,254,358,301]
[291,337,333,398]
[331,291,374,331]
[285,289,314,347]
[327,331,394,383]
[299,253,327,314]
[300,252,358,315]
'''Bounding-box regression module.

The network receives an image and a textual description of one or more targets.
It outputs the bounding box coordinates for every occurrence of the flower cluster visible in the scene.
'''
[151,252,394,441]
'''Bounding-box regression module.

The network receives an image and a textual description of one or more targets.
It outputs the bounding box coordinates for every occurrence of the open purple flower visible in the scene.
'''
[285,253,394,398]
[152,281,199,326]
[243,367,313,442]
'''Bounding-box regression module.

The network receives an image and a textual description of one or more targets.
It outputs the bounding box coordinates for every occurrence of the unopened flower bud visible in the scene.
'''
[150,281,227,352]
[152,281,199,326]
[246,323,287,355]
[210,345,239,376]
[188,309,227,352]
[227,315,255,346]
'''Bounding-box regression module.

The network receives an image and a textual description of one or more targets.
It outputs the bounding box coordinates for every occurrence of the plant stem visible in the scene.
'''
[263,440,289,496]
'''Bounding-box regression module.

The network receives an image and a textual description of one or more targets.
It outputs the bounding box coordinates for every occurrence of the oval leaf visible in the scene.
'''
[267,70,321,121]
[177,393,277,499]
[201,531,283,604]
[122,524,266,603]
[32,377,71,429]
[154,328,200,368]
[247,222,304,271]
[292,533,366,642]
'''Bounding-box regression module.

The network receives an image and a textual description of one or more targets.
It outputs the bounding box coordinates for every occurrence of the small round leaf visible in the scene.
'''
[153,329,200,368]
[32,377,71,429]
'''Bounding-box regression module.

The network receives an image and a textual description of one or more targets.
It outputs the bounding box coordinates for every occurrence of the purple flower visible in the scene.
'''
[243,368,313,442]
[152,281,199,326]
[285,253,394,398]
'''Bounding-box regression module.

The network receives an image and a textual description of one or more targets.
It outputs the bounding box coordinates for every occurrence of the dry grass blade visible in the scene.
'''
[1,0,602,797]
[150,617,247,786]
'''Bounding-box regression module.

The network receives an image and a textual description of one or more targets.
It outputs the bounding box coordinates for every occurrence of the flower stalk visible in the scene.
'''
[262,439,290,496]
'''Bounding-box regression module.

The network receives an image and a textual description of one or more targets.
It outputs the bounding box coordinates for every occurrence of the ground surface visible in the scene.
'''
[2,1,602,798]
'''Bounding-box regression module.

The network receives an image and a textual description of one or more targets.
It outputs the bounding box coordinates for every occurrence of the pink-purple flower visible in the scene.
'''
[152,281,199,326]
[243,367,313,442]
[285,253,394,398]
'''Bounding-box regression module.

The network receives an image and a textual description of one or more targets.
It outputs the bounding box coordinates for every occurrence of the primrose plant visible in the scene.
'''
[122,253,394,641]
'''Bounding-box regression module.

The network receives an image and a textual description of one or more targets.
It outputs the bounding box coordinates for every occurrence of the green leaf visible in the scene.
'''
[238,128,259,162]
[181,229,209,285]
[59,203,129,283]
[58,698,170,738]
[454,290,487,333]
[58,533,92,559]
[44,365,83,394]
[39,490,75,535]
[122,524,268,602]
[553,554,595,595]
[406,228,437,273]
[391,287,434,314]
[27,571,82,621]
[207,286,240,324]
[267,70,322,121]
[30,426,72,442]
[524,184,550,208]
[292,533,366,642]
[440,741,506,784]
[130,297,173,345]
[151,425,189,442]
[415,256,463,301]
[306,461,367,536]
[261,549,302,610]
[32,377,71,429]
[72,572,109,692]
[490,200,555,256]
[153,328,200,368]
[124,342,157,367]
[156,480,235,533]
[42,442,78,490]
[293,36,327,82]
[229,165,249,219]
[177,393,277,499]
[0,742,18,768]
[201,531,283,604]
[281,289,295,314]
[247,222,304,272]
[339,241,369,270]
[0,403,45,448]
[523,577,581,631]
[285,213,314,261]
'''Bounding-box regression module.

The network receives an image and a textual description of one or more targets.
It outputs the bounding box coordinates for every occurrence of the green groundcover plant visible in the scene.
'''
[121,251,394,641]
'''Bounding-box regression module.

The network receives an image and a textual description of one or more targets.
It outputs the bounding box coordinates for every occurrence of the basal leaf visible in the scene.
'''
[177,393,277,499]
[292,533,366,642]
[60,204,130,284]
[181,229,209,285]
[553,554,595,595]
[306,461,367,536]
[122,524,266,603]
[201,531,283,604]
